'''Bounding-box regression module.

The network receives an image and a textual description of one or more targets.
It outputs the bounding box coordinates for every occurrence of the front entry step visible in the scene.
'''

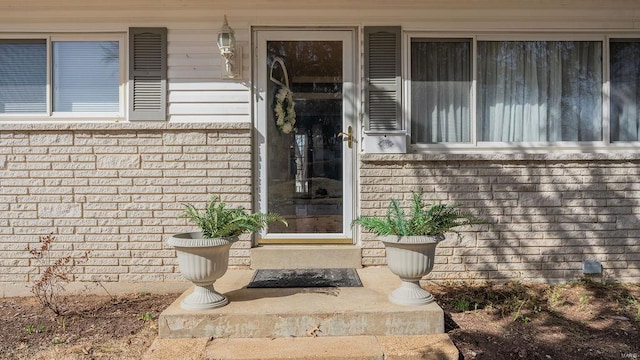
[250,245,362,269]
[144,334,459,360]
[158,268,444,339]
[154,268,455,359]
[159,285,444,338]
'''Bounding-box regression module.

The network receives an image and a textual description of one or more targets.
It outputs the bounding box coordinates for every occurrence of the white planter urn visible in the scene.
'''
[380,234,444,306]
[166,232,236,310]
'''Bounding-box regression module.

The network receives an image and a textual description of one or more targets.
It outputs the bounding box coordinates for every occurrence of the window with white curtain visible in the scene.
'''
[0,36,122,117]
[478,41,602,142]
[610,39,640,142]
[409,36,640,146]
[411,39,471,144]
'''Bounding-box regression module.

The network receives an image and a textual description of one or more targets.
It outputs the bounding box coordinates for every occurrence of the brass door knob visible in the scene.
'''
[337,126,353,149]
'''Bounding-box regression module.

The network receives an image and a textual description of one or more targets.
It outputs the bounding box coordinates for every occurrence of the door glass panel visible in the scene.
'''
[266,40,343,234]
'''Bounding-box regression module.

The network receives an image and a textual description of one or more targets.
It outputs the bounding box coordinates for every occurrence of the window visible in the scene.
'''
[478,41,602,142]
[610,39,640,142]
[0,40,47,113]
[53,41,120,113]
[0,36,123,117]
[409,35,640,147]
[410,39,471,143]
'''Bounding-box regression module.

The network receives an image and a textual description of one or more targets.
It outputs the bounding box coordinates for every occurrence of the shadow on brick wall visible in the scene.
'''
[361,151,640,283]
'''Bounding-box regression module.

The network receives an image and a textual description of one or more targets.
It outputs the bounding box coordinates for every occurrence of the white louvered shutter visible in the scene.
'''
[128,28,167,121]
[362,27,406,153]
[364,27,401,131]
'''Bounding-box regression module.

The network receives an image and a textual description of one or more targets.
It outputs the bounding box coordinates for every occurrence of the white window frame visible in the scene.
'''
[0,33,126,121]
[404,31,640,153]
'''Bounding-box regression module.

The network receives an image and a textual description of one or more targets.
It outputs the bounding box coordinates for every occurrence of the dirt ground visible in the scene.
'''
[433,279,640,360]
[0,279,639,360]
[0,292,179,360]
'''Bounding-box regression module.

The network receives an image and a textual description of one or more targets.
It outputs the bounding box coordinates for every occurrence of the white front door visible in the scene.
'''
[254,29,356,244]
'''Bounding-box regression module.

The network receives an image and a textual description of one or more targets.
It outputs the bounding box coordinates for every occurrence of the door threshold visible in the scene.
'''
[257,238,353,245]
[250,244,362,269]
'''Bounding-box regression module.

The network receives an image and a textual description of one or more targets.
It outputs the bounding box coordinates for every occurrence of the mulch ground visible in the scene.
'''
[0,292,179,360]
[0,279,638,360]
[433,279,640,360]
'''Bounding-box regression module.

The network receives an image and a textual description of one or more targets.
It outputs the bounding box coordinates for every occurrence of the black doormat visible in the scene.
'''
[247,268,363,288]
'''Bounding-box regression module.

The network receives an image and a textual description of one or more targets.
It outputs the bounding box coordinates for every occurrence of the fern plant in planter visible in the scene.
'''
[166,196,286,310]
[352,191,484,306]
[181,199,285,239]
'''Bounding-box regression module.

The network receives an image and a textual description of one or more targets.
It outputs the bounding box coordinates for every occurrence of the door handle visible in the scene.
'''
[337,126,353,149]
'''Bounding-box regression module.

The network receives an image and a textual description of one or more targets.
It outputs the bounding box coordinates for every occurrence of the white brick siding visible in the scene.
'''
[1,127,640,283]
[360,154,640,283]
[0,123,253,283]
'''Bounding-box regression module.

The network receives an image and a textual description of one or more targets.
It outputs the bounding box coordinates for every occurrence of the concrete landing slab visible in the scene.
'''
[143,334,459,360]
[250,245,363,269]
[158,267,444,339]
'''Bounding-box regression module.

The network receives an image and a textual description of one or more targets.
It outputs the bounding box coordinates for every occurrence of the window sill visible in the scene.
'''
[362,147,640,162]
[407,142,640,154]
[0,121,252,131]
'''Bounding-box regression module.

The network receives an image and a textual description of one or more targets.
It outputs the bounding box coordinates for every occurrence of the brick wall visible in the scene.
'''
[360,153,640,283]
[2,125,639,284]
[0,123,253,283]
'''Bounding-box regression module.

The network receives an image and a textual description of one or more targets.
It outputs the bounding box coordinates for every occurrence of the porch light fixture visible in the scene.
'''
[217,15,237,78]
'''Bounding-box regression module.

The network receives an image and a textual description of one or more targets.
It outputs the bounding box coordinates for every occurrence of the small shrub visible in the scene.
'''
[545,285,564,308]
[578,293,590,311]
[454,298,471,312]
[25,324,46,334]
[514,313,531,324]
[57,316,66,331]
[28,233,89,316]
[511,296,535,324]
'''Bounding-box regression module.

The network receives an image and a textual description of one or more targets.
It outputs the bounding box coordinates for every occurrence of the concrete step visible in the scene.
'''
[144,334,459,360]
[250,245,363,269]
[158,268,444,339]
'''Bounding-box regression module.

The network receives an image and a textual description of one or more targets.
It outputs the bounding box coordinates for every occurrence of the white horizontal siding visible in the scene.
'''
[168,82,248,91]
[166,27,251,122]
[1,0,639,124]
[169,67,222,79]
[2,1,639,29]
[169,91,247,103]
[168,114,249,122]
[168,54,217,67]
[169,103,247,115]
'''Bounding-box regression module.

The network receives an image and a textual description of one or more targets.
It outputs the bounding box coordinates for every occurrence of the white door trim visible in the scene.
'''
[253,28,357,243]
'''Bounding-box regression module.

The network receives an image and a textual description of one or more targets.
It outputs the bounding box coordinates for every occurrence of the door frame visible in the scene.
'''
[252,28,358,244]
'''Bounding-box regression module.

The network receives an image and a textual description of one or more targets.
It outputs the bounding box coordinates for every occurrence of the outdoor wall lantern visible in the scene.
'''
[217,15,238,78]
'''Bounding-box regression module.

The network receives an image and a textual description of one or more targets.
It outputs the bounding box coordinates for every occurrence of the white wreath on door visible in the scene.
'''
[270,57,296,134]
